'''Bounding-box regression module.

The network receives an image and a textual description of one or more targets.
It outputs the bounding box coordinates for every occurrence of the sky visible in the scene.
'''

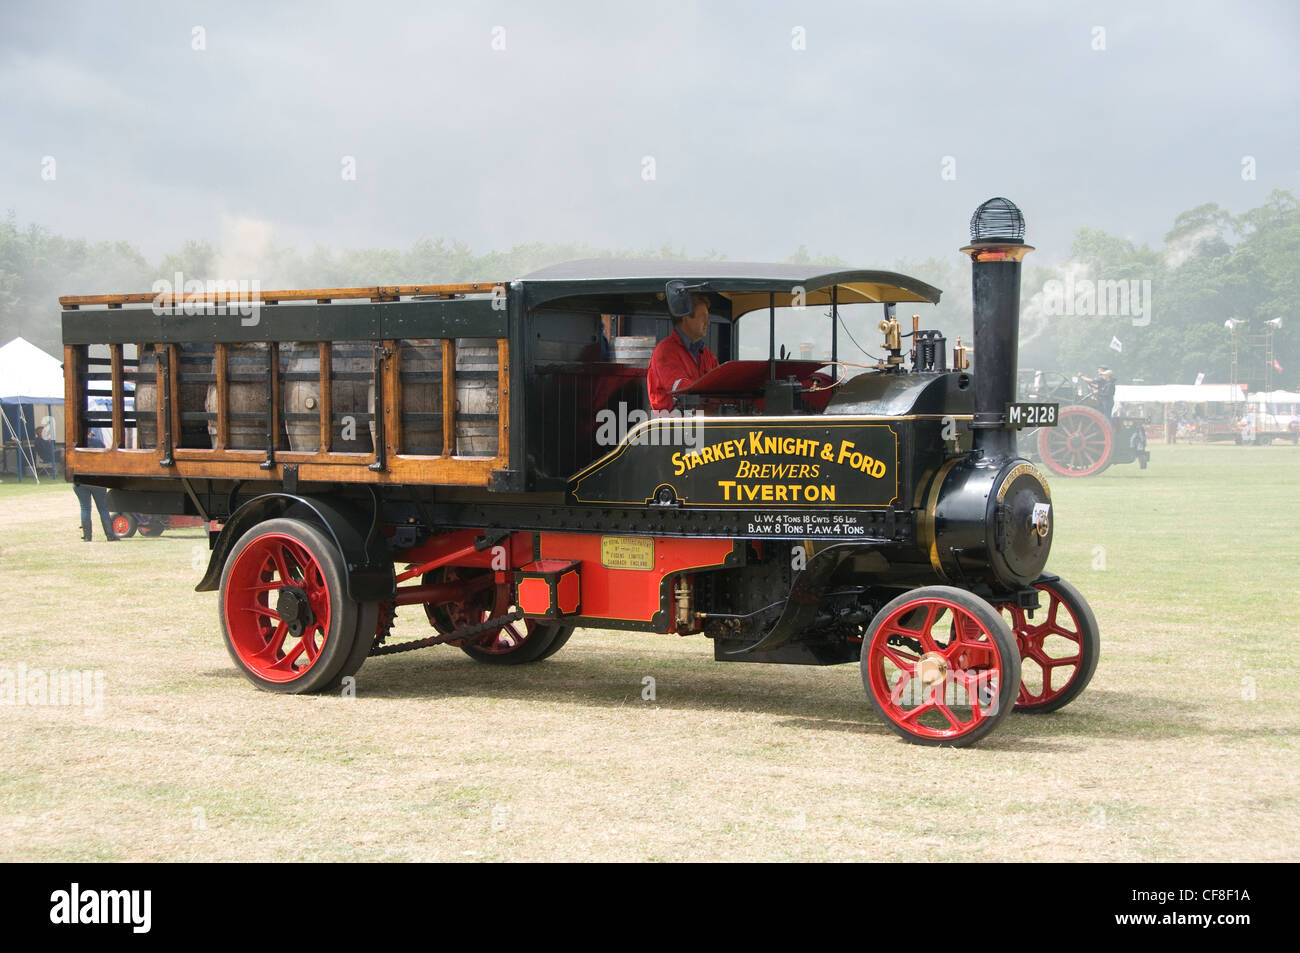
[2,0,1298,271]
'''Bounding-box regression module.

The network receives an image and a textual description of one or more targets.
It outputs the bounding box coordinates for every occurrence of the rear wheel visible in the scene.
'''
[1038,405,1113,477]
[139,517,166,537]
[219,518,359,693]
[861,586,1019,747]
[112,514,138,538]
[423,566,567,665]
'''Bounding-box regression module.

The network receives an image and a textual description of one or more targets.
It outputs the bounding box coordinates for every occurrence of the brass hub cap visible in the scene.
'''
[917,652,949,687]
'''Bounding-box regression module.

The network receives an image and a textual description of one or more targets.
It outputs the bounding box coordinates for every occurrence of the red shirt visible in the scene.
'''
[647,330,719,412]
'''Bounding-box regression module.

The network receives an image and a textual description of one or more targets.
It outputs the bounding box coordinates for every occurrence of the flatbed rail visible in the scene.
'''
[61,281,518,489]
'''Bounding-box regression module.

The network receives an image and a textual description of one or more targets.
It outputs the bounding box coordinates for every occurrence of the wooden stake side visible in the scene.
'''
[318,342,332,453]
[270,342,283,451]
[442,339,457,457]
[214,344,229,451]
[168,344,181,453]
[63,345,81,449]
[497,337,510,459]
[110,344,124,450]
[383,339,402,458]
[58,282,505,309]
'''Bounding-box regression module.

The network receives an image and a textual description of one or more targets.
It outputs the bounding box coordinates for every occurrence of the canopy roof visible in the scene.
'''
[1114,383,1246,404]
[519,259,942,317]
[0,337,65,404]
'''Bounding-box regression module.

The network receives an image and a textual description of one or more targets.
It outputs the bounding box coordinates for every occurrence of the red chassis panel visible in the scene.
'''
[391,529,739,632]
[539,533,738,630]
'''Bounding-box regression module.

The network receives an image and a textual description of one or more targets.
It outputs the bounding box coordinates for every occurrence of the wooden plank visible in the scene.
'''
[383,340,401,457]
[58,283,506,309]
[63,345,81,449]
[156,347,167,452]
[65,446,500,485]
[318,342,331,452]
[270,341,283,450]
[110,344,124,450]
[214,344,229,450]
[168,344,181,452]
[497,337,510,463]
[442,339,456,457]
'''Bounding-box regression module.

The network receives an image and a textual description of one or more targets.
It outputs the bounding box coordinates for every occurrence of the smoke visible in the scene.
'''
[213,215,283,286]
[1020,260,1092,349]
[1162,224,1219,269]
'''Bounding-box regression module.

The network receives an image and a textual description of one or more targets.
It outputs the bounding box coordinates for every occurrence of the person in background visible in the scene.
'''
[1130,424,1149,469]
[73,428,118,541]
[1079,365,1116,418]
[647,292,719,413]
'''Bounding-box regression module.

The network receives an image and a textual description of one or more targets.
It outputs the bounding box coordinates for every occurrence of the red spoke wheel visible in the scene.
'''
[423,566,571,665]
[999,577,1099,713]
[111,514,137,538]
[861,586,1020,747]
[1038,405,1113,477]
[219,518,360,693]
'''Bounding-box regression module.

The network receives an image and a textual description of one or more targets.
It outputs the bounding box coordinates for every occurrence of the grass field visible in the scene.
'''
[1,442,1297,861]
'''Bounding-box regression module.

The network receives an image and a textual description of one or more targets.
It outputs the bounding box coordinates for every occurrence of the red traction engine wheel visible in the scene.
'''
[422,566,574,664]
[998,577,1099,713]
[860,586,1020,747]
[1037,404,1113,477]
[218,518,372,693]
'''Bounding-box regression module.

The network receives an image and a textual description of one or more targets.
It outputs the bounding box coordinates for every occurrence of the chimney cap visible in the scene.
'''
[970,197,1026,244]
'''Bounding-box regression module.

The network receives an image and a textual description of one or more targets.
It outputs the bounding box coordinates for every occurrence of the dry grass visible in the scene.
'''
[1,442,1297,861]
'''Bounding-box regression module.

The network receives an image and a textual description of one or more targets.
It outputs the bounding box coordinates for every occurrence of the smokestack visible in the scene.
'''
[961,197,1033,459]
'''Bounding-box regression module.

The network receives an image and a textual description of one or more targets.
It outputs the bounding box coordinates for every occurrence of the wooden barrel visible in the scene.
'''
[331,343,374,453]
[368,341,443,455]
[133,345,210,449]
[208,343,275,450]
[178,343,213,448]
[283,343,321,452]
[612,335,657,367]
[455,340,498,456]
[134,347,157,448]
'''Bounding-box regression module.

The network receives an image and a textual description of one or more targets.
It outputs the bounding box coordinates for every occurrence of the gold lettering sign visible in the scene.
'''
[600,536,655,570]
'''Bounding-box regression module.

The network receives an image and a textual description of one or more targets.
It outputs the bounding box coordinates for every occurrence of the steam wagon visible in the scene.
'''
[61,198,1098,746]
[1016,370,1149,477]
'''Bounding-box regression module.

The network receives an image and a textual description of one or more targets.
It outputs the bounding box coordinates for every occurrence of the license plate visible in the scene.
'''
[1007,402,1059,428]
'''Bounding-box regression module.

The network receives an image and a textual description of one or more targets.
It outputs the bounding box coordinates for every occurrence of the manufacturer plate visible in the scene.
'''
[600,536,654,570]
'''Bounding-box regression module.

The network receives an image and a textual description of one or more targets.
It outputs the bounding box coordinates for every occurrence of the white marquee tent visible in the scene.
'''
[0,336,66,480]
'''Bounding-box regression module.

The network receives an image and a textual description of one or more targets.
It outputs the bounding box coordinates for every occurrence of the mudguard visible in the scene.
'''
[195,490,395,603]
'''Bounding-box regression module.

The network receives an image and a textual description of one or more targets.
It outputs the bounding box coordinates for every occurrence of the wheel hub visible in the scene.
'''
[917,651,949,687]
[276,587,314,637]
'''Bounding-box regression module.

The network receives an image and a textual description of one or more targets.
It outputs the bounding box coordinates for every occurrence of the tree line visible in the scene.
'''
[2,191,1295,390]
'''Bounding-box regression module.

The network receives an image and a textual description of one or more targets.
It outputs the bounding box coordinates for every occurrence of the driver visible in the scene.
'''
[1079,365,1116,418]
[647,292,718,412]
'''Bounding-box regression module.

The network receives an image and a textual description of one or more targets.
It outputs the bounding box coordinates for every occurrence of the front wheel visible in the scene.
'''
[998,577,1099,713]
[219,518,360,693]
[861,586,1020,747]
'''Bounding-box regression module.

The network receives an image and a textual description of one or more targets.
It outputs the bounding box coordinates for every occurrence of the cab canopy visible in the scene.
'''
[520,259,941,317]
